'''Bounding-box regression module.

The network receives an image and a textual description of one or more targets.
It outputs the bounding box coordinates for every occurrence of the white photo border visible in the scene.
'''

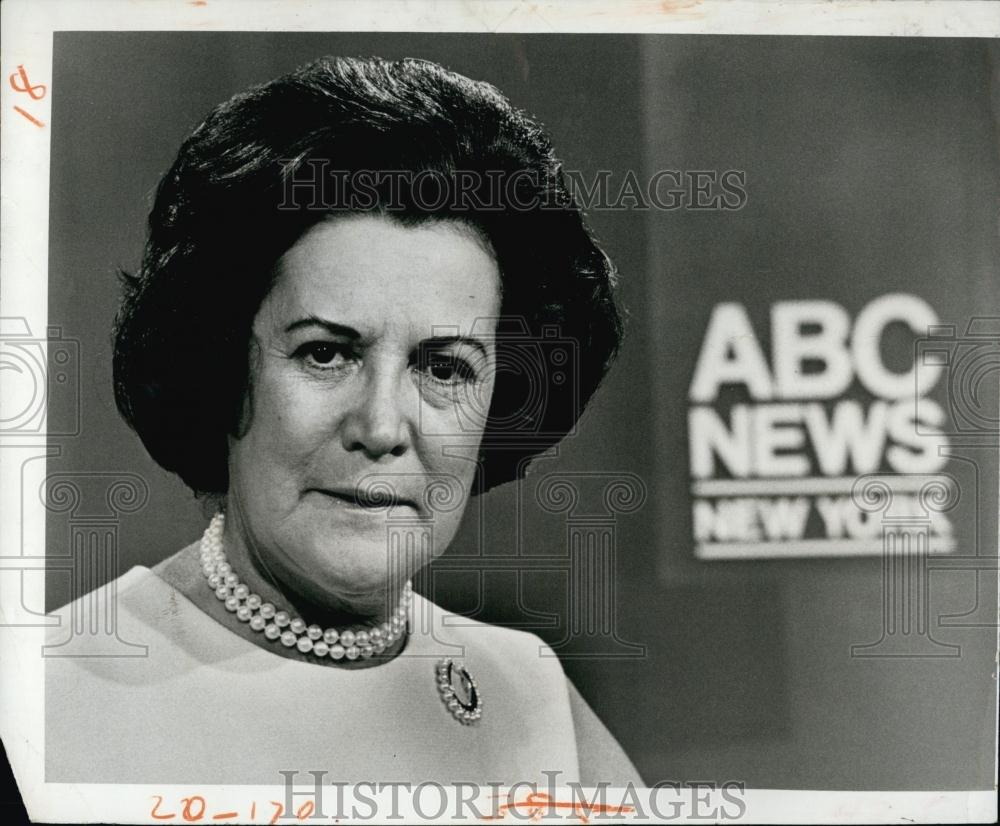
[1,1,998,823]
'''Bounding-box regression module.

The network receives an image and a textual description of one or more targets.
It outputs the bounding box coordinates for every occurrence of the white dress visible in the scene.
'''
[45,565,611,786]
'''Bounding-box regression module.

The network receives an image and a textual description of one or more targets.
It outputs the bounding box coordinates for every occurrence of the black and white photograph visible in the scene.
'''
[0,1,998,823]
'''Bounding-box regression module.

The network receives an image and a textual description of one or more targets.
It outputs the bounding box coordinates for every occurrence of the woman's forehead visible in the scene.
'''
[263,213,501,338]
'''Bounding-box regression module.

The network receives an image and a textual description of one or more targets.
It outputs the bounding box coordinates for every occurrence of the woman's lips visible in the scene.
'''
[309,488,419,512]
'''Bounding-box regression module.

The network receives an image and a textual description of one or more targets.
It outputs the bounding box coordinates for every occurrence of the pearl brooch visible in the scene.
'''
[200,512,411,662]
[436,658,482,725]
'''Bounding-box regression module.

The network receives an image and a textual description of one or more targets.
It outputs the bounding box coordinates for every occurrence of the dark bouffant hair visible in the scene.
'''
[113,55,623,496]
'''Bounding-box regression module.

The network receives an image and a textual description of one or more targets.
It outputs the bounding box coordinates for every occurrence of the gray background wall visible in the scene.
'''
[45,32,998,789]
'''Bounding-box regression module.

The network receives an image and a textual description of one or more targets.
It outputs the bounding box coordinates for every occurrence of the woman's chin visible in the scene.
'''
[283,544,418,609]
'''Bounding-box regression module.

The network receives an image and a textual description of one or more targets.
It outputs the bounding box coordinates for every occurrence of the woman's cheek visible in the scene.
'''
[417,411,487,494]
[257,369,339,457]
[286,389,342,448]
[420,379,493,440]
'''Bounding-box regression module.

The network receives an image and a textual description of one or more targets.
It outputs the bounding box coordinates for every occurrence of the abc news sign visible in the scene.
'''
[688,293,956,559]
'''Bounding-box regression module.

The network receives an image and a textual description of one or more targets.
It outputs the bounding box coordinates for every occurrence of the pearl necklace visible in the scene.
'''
[200,512,411,661]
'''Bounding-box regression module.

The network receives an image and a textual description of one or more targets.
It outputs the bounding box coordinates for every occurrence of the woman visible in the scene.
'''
[46,55,641,787]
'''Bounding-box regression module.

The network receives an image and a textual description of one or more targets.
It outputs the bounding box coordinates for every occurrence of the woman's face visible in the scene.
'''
[226,213,500,613]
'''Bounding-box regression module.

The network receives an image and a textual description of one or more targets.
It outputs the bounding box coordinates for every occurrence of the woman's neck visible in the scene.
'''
[166,509,411,669]
[222,524,403,629]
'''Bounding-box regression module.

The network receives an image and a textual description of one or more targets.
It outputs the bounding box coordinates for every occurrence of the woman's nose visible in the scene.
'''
[340,365,413,459]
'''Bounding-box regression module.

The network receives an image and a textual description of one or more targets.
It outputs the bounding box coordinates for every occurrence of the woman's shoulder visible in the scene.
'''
[409,595,576,712]
[45,542,205,657]
[565,677,646,786]
[47,564,155,632]
[409,592,566,670]
[49,540,198,614]
[410,596,643,785]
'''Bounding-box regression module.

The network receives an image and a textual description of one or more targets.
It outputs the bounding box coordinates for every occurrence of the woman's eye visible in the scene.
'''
[297,342,350,369]
[420,353,475,385]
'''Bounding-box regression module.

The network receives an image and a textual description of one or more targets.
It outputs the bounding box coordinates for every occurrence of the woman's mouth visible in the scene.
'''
[309,487,419,512]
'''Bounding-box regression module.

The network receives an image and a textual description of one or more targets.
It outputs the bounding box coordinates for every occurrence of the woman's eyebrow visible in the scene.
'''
[420,335,489,359]
[284,316,361,338]
[284,320,488,357]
